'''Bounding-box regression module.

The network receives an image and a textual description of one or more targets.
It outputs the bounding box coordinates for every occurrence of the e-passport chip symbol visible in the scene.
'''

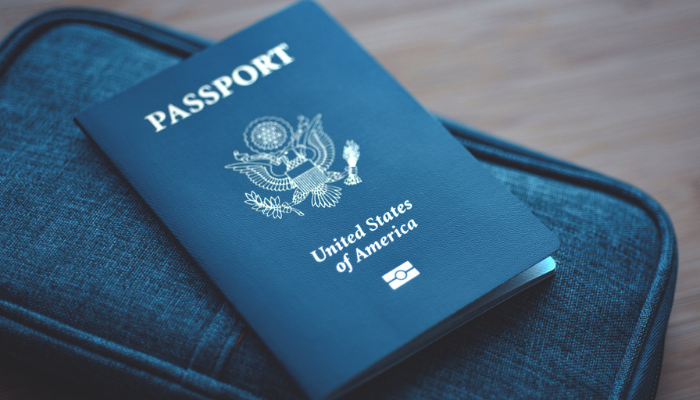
[382,261,419,290]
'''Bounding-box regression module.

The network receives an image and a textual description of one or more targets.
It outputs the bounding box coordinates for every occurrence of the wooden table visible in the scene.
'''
[1,0,698,398]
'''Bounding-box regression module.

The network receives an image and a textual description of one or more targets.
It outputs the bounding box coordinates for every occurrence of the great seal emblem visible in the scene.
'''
[225,114,361,219]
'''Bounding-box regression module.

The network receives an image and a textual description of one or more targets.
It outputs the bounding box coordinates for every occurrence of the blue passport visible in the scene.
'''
[75,2,560,399]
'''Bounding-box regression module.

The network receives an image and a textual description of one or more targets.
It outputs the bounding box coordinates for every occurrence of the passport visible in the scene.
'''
[75,2,560,399]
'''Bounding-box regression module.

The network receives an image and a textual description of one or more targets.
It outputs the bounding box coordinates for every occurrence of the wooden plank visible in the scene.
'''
[1,1,698,398]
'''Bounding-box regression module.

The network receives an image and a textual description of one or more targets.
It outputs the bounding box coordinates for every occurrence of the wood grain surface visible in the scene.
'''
[1,0,698,398]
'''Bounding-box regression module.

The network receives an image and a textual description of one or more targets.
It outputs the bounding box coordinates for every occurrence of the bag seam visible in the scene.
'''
[0,300,257,400]
[453,138,676,399]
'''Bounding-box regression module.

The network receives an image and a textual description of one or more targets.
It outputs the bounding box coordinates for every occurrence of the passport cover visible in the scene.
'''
[75,2,560,399]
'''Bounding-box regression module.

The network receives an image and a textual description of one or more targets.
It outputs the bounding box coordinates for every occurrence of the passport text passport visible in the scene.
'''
[75,2,560,399]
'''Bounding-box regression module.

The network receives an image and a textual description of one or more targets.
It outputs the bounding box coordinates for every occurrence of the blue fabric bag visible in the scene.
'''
[0,8,677,400]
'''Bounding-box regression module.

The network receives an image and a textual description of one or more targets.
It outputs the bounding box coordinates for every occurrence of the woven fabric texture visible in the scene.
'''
[0,11,676,400]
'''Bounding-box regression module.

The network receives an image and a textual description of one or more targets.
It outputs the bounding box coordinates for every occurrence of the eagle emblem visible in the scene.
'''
[225,114,361,219]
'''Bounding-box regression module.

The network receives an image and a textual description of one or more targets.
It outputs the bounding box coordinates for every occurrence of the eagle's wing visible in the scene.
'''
[303,114,335,171]
[225,162,294,192]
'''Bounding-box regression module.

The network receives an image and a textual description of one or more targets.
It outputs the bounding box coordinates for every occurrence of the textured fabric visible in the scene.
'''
[0,9,677,400]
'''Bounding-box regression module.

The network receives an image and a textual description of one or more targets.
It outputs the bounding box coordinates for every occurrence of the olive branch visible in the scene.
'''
[244,191,304,219]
